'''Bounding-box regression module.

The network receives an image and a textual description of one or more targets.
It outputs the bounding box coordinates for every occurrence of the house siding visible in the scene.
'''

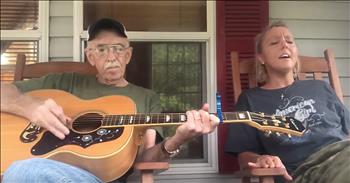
[49,1,74,61]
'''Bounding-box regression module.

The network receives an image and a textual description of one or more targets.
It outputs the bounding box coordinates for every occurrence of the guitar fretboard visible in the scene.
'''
[100,111,251,127]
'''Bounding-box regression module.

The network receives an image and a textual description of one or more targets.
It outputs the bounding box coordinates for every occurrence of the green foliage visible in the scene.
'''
[152,42,203,112]
[151,42,205,159]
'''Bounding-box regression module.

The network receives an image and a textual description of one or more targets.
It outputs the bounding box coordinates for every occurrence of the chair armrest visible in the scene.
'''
[234,167,286,178]
[134,162,169,171]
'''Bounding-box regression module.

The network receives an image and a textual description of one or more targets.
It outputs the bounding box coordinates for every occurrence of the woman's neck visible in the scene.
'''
[262,74,295,89]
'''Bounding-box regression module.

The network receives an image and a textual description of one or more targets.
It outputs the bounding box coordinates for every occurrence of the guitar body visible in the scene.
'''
[1,89,145,182]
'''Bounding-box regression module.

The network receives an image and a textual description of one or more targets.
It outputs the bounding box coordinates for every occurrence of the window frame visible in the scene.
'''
[0,1,49,63]
[73,1,218,175]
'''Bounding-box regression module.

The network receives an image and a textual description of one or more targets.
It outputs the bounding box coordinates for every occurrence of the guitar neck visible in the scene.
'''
[100,111,251,127]
[96,111,304,136]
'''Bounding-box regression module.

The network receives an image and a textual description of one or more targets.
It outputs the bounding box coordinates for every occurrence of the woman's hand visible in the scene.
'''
[248,155,293,181]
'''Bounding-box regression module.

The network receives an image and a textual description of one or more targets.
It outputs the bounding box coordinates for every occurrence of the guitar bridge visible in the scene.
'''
[20,123,42,143]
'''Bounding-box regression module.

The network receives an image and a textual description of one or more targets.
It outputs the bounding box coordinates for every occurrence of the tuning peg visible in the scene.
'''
[271,115,276,120]
[287,134,292,138]
[274,122,279,126]
[284,123,290,128]
[264,130,272,137]
[282,116,286,121]
[260,112,265,117]
[263,120,268,125]
[275,132,281,136]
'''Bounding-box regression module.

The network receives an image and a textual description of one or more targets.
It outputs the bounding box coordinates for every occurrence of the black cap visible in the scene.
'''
[87,18,127,41]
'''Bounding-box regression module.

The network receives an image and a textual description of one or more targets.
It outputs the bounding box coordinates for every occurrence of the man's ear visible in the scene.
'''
[125,47,133,65]
[85,49,95,66]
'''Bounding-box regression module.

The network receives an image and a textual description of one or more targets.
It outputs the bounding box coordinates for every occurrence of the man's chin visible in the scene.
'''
[105,75,123,83]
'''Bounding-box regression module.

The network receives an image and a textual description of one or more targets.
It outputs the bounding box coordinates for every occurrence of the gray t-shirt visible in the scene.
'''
[225,80,350,173]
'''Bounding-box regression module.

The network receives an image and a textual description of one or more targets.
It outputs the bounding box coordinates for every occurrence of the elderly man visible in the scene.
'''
[1,18,219,183]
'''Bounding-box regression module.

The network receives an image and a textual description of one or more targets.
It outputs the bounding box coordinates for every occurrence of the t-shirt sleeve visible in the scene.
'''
[13,73,72,93]
[323,81,350,135]
[224,92,264,156]
[13,74,56,92]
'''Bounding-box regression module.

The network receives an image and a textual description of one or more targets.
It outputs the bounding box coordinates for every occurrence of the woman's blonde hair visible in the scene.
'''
[255,21,300,83]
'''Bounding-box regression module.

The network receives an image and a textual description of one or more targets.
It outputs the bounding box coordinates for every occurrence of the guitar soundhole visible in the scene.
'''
[72,113,103,133]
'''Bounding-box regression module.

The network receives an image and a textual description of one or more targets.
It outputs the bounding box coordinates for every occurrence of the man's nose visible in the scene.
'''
[106,47,116,60]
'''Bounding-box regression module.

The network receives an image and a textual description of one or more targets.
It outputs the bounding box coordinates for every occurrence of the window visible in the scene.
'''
[83,1,206,32]
[152,42,205,160]
[75,1,217,174]
[0,0,48,82]
[1,0,38,30]
[1,40,39,82]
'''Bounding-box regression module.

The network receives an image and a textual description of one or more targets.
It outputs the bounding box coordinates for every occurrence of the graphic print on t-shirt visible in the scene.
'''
[275,96,325,129]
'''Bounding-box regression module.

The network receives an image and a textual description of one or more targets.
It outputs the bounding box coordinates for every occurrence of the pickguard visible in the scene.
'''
[31,127,124,155]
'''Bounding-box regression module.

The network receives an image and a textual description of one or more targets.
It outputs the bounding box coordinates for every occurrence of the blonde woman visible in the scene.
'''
[225,21,349,183]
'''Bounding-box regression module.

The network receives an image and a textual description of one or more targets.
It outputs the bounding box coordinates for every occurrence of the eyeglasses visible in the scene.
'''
[89,44,129,57]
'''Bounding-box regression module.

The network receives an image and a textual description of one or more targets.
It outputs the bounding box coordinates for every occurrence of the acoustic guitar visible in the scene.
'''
[0,89,305,182]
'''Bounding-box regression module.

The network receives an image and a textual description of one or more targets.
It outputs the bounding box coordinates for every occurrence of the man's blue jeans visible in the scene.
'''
[3,158,102,183]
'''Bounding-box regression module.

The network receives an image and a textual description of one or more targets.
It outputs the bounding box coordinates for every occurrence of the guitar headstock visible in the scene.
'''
[248,112,306,137]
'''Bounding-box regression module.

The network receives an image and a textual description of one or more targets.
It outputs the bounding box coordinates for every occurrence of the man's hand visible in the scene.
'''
[25,98,71,140]
[1,83,70,140]
[248,155,293,181]
[139,103,219,162]
[165,103,220,151]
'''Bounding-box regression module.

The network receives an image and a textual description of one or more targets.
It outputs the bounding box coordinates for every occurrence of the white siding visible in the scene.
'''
[270,1,349,20]
[337,59,350,76]
[49,37,73,58]
[49,1,74,61]
[270,1,350,108]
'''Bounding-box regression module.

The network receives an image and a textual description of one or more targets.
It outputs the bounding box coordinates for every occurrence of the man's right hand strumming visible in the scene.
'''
[1,83,71,140]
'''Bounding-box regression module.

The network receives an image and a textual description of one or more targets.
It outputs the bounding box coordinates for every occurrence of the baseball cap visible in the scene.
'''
[87,18,128,41]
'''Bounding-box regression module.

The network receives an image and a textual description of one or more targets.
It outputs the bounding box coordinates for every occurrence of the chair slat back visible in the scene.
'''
[231,48,344,103]
[14,54,97,81]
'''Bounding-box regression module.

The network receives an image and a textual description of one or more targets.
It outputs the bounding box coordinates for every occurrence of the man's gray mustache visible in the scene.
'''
[104,62,121,69]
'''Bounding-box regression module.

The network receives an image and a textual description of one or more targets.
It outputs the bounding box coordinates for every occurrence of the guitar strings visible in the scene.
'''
[72,115,184,126]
